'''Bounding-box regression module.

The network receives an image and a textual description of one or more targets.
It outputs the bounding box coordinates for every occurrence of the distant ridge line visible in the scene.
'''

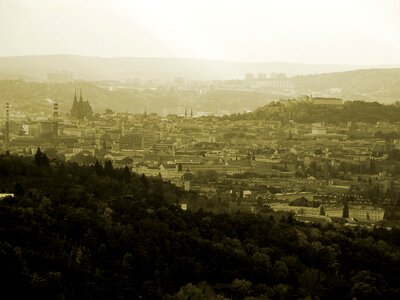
[0,54,399,81]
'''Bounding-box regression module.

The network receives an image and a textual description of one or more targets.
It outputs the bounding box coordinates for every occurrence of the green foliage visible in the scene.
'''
[104,160,113,177]
[343,200,350,218]
[388,149,400,161]
[320,206,326,216]
[230,100,400,124]
[0,154,400,299]
[122,166,131,183]
[94,160,104,176]
[34,147,49,167]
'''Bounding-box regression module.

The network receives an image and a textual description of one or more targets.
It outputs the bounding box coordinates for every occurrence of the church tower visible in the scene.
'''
[71,88,78,118]
[71,88,93,120]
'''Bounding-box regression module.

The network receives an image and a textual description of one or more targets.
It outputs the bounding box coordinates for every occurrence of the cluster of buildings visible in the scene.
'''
[270,202,385,223]
[2,92,396,226]
[99,72,294,98]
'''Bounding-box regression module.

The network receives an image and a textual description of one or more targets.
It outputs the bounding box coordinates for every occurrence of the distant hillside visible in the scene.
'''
[1,55,400,103]
[230,100,400,124]
[290,69,400,103]
[0,80,275,115]
[0,54,397,81]
[2,79,400,118]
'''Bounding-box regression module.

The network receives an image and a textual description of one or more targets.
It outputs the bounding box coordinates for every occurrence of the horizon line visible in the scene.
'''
[0,53,400,67]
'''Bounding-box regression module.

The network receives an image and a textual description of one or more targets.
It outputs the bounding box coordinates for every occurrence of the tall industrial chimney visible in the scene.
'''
[53,102,58,137]
[4,102,10,151]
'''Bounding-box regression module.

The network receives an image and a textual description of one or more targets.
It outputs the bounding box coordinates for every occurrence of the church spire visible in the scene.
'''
[73,88,77,103]
[71,89,93,120]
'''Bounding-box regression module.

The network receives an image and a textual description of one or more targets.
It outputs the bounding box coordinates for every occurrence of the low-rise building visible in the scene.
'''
[349,206,385,222]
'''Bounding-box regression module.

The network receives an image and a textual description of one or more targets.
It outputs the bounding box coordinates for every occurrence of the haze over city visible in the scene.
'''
[3,1,400,299]
[1,0,400,65]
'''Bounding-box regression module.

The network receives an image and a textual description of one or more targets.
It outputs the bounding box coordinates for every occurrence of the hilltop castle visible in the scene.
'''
[71,89,93,120]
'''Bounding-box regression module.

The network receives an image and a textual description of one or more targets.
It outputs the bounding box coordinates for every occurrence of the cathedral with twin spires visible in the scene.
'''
[70,89,93,120]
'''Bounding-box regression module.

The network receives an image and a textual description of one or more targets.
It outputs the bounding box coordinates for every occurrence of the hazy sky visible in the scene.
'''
[1,0,399,64]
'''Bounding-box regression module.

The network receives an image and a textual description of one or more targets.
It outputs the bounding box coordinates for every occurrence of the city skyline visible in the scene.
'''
[2,1,400,298]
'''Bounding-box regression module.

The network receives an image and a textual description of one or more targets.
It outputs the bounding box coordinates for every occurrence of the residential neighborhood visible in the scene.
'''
[3,90,399,227]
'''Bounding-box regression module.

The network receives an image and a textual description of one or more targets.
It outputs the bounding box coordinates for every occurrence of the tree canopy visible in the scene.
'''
[0,154,400,299]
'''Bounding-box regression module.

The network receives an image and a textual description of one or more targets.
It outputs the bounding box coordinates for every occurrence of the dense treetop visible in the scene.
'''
[1,153,400,299]
[227,100,400,124]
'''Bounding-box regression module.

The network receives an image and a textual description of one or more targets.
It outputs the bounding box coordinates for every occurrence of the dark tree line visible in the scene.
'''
[226,100,400,124]
[1,152,400,299]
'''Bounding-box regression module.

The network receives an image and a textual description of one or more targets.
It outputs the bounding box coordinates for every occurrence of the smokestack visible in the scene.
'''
[53,102,58,137]
[4,103,10,151]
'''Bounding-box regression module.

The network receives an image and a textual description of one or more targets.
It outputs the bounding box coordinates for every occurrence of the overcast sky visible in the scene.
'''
[0,0,399,65]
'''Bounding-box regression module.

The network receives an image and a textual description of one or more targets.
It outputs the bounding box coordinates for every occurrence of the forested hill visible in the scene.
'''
[229,100,400,124]
[291,69,400,103]
[2,153,400,299]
